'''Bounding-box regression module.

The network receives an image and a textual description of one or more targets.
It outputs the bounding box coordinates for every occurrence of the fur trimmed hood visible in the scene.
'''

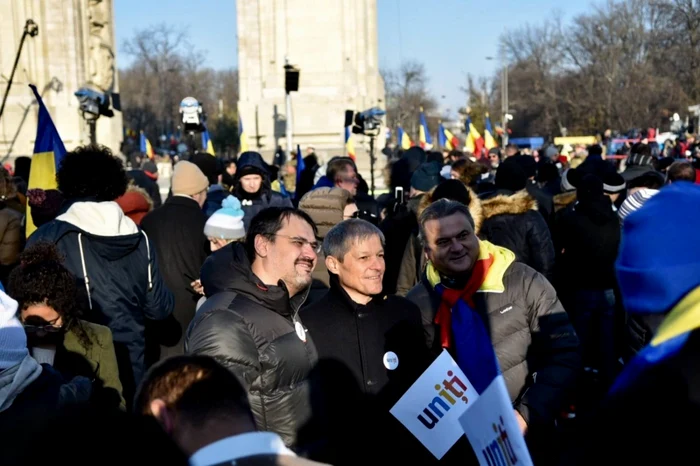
[417,183,484,234]
[481,189,538,219]
[553,191,577,212]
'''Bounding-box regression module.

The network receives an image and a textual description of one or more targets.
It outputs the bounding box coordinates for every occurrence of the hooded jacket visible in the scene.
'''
[27,201,174,396]
[185,242,318,449]
[406,241,580,428]
[479,189,555,282]
[234,152,293,230]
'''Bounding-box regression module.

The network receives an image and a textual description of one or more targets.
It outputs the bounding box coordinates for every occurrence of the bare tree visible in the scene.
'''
[383,61,437,141]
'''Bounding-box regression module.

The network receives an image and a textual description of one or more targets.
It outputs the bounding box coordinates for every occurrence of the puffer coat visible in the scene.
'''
[406,259,580,428]
[185,242,318,448]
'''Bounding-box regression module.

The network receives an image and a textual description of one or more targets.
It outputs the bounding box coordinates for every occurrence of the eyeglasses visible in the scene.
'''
[273,234,322,254]
[343,210,361,219]
[23,315,64,334]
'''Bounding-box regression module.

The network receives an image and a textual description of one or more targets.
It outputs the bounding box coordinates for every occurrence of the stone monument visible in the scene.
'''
[237,0,385,182]
[0,0,123,158]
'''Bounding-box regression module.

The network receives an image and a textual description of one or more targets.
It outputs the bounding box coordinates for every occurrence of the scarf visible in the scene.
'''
[427,240,514,393]
[0,355,42,412]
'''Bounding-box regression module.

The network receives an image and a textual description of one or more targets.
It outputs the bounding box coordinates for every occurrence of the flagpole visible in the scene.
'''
[0,19,39,122]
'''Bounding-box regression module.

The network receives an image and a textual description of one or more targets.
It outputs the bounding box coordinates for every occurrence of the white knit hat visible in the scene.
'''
[204,195,246,240]
[0,290,28,370]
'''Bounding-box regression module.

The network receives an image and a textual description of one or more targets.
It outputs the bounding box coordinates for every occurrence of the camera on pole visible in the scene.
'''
[74,85,116,144]
[345,107,386,196]
[179,96,205,132]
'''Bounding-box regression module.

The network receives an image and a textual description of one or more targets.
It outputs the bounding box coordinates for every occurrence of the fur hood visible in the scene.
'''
[553,191,577,212]
[417,184,484,234]
[481,189,538,219]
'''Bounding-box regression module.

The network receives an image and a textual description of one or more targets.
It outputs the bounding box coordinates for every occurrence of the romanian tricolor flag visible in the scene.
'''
[484,113,497,150]
[26,84,66,238]
[438,121,460,151]
[398,125,413,150]
[345,126,356,161]
[418,107,432,149]
[464,115,485,157]
[239,117,249,153]
[201,127,215,156]
[139,131,155,159]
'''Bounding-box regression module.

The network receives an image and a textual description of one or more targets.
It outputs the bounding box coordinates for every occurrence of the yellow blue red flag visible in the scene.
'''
[345,126,356,160]
[239,117,249,153]
[26,84,67,237]
[139,131,155,159]
[201,127,215,156]
[418,107,432,149]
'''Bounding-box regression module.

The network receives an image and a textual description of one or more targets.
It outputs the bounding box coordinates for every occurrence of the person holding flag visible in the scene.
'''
[406,199,580,463]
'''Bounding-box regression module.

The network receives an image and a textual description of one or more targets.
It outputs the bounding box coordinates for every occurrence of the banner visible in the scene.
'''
[390,350,478,459]
[459,376,533,466]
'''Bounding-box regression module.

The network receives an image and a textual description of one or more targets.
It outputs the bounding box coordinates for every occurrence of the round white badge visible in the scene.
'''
[295,321,306,342]
[383,351,399,370]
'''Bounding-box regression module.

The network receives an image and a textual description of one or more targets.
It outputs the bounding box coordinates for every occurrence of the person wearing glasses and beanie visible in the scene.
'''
[186,207,321,453]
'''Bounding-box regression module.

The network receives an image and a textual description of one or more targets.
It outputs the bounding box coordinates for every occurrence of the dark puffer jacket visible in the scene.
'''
[185,242,318,448]
[406,260,580,428]
[234,152,293,230]
[479,189,555,282]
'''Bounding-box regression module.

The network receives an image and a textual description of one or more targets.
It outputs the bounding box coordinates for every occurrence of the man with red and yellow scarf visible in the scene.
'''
[406,199,580,463]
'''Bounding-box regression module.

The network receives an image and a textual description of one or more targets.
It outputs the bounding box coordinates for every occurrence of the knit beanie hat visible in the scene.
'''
[411,162,442,192]
[191,152,221,186]
[495,161,527,192]
[560,168,578,192]
[27,189,65,227]
[0,290,27,370]
[142,161,158,180]
[403,147,427,173]
[616,182,700,315]
[431,179,471,206]
[507,154,537,179]
[618,188,659,225]
[204,195,245,240]
[172,161,210,196]
[601,170,626,195]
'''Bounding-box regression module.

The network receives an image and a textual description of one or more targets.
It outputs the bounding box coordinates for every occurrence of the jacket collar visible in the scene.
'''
[189,432,295,466]
[425,240,515,294]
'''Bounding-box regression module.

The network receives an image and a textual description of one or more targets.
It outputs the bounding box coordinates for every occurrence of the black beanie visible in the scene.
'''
[432,179,471,205]
[507,154,537,179]
[576,173,604,203]
[191,152,220,185]
[403,147,427,173]
[495,162,527,192]
[411,162,441,192]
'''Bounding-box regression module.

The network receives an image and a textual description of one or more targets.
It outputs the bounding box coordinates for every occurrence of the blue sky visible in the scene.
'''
[114,0,592,117]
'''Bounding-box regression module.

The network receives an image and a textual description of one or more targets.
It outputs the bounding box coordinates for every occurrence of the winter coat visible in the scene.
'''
[379,194,423,295]
[185,242,318,449]
[235,152,293,230]
[301,274,434,465]
[141,196,210,361]
[405,251,580,429]
[203,184,229,219]
[27,201,174,401]
[396,186,483,296]
[58,320,125,410]
[126,170,162,208]
[479,189,556,282]
[526,181,554,227]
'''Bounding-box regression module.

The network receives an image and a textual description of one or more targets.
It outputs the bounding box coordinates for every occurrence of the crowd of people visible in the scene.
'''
[0,139,698,465]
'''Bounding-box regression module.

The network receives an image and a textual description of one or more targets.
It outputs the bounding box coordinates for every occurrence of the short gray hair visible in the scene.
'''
[418,199,475,245]
[323,218,385,261]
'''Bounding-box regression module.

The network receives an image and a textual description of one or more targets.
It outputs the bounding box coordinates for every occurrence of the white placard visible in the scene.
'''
[390,350,479,459]
[459,375,534,466]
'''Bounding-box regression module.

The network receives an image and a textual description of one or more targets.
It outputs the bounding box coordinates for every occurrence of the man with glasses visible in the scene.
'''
[186,207,321,452]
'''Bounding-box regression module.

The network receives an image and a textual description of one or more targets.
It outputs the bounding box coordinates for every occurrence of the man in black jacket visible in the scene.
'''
[301,219,432,464]
[141,161,211,361]
[185,207,319,451]
[406,200,580,463]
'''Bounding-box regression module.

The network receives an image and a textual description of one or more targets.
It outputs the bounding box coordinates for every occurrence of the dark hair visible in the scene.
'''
[134,355,253,427]
[326,157,355,183]
[244,207,318,262]
[8,242,90,348]
[191,152,220,186]
[451,159,487,186]
[447,149,464,160]
[57,145,128,201]
[587,144,604,157]
[627,170,665,190]
[418,199,475,245]
[505,143,519,153]
[667,161,696,183]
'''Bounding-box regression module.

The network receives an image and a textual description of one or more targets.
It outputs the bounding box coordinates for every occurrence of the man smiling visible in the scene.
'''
[186,207,320,450]
[301,219,432,465]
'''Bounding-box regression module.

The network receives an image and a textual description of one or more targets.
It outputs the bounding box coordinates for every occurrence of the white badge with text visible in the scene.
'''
[458,375,533,466]
[390,350,479,459]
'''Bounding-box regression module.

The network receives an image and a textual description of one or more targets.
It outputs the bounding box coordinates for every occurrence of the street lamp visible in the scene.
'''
[486,55,509,148]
